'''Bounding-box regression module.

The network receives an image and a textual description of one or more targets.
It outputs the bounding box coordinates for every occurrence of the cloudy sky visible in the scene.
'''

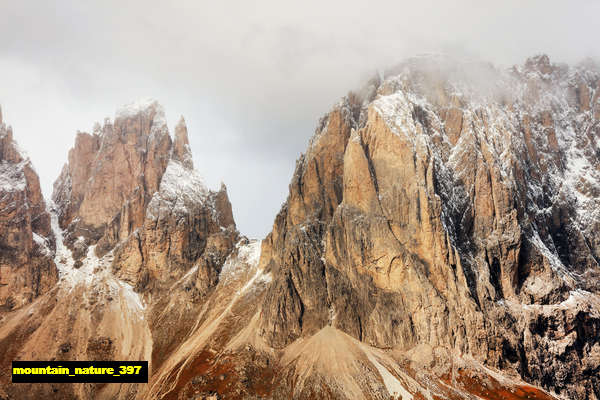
[1,0,599,238]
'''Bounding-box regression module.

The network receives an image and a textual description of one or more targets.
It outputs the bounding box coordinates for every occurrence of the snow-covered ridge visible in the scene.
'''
[146,159,209,220]
[159,159,208,199]
[328,55,600,294]
[370,56,600,213]
[372,90,429,140]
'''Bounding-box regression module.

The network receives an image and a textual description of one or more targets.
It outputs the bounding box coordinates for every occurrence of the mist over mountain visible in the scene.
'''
[2,0,600,239]
[0,54,599,399]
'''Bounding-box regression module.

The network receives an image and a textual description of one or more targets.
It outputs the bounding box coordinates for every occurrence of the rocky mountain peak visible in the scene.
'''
[50,98,238,295]
[523,53,554,75]
[52,99,174,255]
[0,111,57,312]
[172,115,194,169]
[255,55,600,398]
[114,98,165,124]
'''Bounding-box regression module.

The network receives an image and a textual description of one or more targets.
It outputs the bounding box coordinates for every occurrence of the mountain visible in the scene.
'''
[0,108,57,312]
[0,100,239,399]
[1,55,599,399]
[250,54,600,399]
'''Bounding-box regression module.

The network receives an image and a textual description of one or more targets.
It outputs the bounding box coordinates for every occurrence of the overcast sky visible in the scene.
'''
[1,0,599,239]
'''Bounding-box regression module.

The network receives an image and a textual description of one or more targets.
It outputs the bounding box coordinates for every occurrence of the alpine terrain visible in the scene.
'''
[0,54,599,399]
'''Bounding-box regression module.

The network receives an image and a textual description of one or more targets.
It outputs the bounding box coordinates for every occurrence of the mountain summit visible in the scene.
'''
[1,56,599,399]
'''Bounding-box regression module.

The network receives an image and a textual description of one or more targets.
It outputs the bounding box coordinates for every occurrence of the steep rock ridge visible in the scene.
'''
[112,156,238,372]
[52,99,239,372]
[52,99,172,263]
[0,108,57,311]
[52,99,237,288]
[0,100,239,399]
[112,160,236,293]
[258,98,357,347]
[255,55,600,398]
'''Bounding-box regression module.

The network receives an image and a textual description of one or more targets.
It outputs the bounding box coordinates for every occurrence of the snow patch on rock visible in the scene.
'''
[32,232,52,257]
[49,202,146,315]
[219,239,263,285]
[147,160,208,220]
[0,160,27,192]
[50,204,75,277]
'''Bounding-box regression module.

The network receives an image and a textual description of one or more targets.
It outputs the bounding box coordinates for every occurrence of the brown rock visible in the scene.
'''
[173,116,194,169]
[256,55,600,398]
[0,114,57,311]
[52,100,172,256]
[3,55,600,399]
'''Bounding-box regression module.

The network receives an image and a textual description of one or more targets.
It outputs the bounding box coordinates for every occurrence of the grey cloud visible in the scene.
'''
[1,0,598,238]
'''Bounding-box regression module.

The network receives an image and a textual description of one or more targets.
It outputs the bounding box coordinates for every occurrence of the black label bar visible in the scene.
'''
[12,361,148,383]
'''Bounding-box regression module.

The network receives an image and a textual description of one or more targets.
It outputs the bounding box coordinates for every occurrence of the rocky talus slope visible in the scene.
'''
[1,55,599,400]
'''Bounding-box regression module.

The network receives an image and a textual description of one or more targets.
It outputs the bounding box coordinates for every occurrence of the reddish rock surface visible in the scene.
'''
[0,109,57,312]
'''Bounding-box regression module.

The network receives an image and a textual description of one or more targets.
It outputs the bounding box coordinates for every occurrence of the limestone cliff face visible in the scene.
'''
[53,99,239,371]
[256,55,600,399]
[0,100,238,400]
[52,99,173,264]
[52,99,237,285]
[0,109,57,311]
[112,161,236,292]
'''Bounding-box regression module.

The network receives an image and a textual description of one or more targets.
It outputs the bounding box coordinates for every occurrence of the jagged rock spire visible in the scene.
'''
[173,115,194,169]
[524,53,554,75]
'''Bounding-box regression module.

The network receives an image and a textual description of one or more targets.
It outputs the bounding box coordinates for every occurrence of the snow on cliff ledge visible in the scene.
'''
[115,98,169,139]
[147,160,209,219]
